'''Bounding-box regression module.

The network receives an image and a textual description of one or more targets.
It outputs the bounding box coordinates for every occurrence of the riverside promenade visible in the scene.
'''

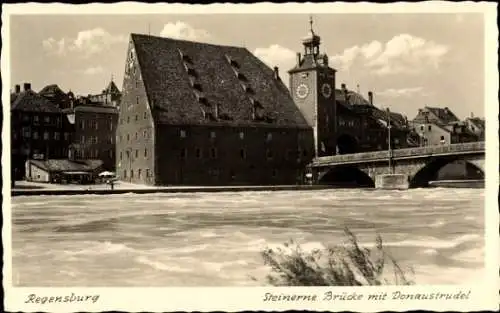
[11,181,332,197]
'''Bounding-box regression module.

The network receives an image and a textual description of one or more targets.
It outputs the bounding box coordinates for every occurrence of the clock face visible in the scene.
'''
[321,83,332,98]
[296,83,309,99]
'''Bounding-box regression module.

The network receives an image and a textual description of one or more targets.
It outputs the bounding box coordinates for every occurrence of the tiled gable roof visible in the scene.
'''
[29,159,103,173]
[425,106,460,124]
[11,90,62,113]
[39,84,66,96]
[131,34,309,129]
[105,81,120,94]
[334,89,371,106]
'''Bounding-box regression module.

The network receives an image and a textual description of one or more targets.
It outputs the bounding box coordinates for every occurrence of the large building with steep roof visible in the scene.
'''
[116,33,314,185]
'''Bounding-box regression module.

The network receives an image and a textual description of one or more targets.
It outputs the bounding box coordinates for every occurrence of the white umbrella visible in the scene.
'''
[99,171,115,177]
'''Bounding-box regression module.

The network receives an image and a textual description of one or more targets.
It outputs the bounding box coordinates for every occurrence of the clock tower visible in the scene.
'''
[288,17,337,157]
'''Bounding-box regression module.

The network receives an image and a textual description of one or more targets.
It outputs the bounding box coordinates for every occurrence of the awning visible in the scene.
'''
[62,171,92,175]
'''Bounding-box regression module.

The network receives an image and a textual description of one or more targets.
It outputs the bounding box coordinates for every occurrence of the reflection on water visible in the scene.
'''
[11,188,484,286]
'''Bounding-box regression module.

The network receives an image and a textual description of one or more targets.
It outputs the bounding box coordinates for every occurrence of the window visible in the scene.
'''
[44,116,50,123]
[196,148,202,159]
[131,170,134,178]
[266,133,272,141]
[43,131,49,140]
[180,130,186,138]
[127,134,130,141]
[81,135,86,143]
[136,97,139,105]
[420,125,424,131]
[143,130,148,138]
[135,150,139,158]
[135,115,138,121]
[428,125,432,131]
[22,127,30,138]
[138,169,142,179]
[180,148,187,159]
[239,132,244,140]
[144,112,147,119]
[210,131,216,139]
[126,150,130,159]
[146,169,150,177]
[135,132,138,140]
[34,115,39,123]
[266,149,273,160]
[240,149,246,159]
[210,147,217,159]
[95,136,99,144]
[33,131,39,140]
[80,120,85,129]
[54,132,60,140]
[144,148,148,158]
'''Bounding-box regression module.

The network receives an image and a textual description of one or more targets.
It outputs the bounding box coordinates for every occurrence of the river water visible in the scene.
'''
[10,188,484,286]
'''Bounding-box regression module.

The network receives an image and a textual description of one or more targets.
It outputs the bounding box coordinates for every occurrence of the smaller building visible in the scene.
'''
[25,159,103,184]
[64,103,119,170]
[464,113,485,141]
[87,80,122,107]
[411,106,480,146]
[11,83,73,180]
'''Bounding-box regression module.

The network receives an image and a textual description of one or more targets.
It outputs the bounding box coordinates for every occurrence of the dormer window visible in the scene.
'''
[225,54,240,69]
[237,72,248,82]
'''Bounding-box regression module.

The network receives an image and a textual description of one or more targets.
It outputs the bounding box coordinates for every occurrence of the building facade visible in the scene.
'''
[411,106,480,145]
[64,104,119,171]
[11,83,72,179]
[116,33,314,186]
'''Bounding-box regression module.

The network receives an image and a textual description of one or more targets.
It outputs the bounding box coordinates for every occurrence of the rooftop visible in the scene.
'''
[28,159,104,173]
[11,90,62,113]
[131,33,309,129]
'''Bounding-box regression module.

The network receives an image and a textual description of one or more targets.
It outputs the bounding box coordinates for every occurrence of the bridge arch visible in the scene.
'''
[409,157,484,188]
[319,166,375,188]
[336,134,358,154]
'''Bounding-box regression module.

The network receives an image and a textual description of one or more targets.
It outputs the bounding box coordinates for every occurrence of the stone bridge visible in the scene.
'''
[308,141,485,188]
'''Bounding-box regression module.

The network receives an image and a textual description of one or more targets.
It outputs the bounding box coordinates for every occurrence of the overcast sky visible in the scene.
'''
[9,13,484,119]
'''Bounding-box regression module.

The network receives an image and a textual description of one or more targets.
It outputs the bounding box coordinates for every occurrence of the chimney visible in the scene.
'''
[15,84,20,93]
[296,52,302,65]
[368,91,373,105]
[273,66,280,80]
[341,83,348,101]
[23,83,31,91]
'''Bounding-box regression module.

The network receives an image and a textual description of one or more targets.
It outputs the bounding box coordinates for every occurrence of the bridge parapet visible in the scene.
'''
[311,141,485,166]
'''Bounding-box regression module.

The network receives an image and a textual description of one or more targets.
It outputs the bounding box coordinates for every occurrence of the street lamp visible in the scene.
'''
[386,108,393,174]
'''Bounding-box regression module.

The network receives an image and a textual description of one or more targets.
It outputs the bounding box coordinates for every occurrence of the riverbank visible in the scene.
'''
[10,181,333,196]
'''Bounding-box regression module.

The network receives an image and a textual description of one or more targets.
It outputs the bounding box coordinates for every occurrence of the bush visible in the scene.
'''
[259,227,414,286]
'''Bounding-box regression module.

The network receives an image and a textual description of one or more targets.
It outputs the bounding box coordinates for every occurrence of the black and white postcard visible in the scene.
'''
[2,2,498,312]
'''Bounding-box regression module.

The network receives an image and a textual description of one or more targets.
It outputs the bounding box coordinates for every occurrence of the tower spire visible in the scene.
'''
[309,15,314,34]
